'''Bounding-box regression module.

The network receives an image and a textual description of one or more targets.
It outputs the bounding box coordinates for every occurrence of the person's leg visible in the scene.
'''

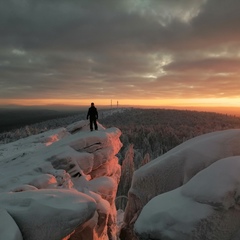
[90,119,93,131]
[94,119,98,130]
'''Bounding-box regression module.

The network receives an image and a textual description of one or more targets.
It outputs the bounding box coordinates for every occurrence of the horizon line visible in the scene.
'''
[0,103,240,116]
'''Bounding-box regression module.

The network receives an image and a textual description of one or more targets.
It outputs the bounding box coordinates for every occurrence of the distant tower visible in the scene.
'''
[117,101,119,108]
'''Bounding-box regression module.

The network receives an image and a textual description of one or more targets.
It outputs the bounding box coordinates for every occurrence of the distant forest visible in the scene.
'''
[101,108,240,163]
[2,107,240,162]
[101,108,240,209]
[1,107,240,209]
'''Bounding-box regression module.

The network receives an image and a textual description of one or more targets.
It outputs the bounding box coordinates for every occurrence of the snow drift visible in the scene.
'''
[0,120,122,240]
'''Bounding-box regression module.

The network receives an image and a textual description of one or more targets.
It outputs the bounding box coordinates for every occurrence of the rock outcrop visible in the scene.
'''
[135,156,240,240]
[0,120,122,240]
[120,129,240,240]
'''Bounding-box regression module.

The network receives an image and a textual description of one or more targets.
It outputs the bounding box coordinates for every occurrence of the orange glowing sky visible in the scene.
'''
[1,0,240,116]
[1,98,240,116]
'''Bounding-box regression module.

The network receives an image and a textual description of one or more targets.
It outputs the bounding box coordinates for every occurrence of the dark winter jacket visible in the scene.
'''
[87,106,98,120]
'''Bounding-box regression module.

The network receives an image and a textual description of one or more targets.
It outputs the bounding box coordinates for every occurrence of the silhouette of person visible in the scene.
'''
[87,102,98,131]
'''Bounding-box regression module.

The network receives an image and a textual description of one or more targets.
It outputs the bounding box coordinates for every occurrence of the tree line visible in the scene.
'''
[101,108,240,209]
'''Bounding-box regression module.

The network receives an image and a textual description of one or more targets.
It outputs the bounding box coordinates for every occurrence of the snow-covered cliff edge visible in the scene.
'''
[0,120,122,240]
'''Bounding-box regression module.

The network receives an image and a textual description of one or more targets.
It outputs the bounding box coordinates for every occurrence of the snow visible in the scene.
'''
[0,120,122,240]
[0,208,23,240]
[181,156,240,209]
[0,127,69,160]
[3,115,240,240]
[0,189,96,240]
[121,129,240,240]
[135,189,213,240]
[135,156,240,240]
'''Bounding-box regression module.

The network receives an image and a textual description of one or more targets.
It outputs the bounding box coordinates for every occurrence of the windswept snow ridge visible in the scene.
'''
[0,120,122,240]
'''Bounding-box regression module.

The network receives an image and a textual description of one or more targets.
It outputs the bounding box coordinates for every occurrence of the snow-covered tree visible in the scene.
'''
[116,144,135,210]
[140,153,150,167]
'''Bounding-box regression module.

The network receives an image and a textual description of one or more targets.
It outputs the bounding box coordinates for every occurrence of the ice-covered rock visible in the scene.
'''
[0,120,122,240]
[0,189,96,240]
[120,129,240,239]
[66,120,105,134]
[135,156,240,240]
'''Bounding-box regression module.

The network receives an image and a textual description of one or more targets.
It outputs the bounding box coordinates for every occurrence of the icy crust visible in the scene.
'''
[135,157,240,240]
[0,120,122,240]
[120,129,240,239]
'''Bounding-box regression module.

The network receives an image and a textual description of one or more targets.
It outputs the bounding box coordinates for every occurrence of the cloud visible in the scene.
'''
[164,58,240,74]
[0,0,240,103]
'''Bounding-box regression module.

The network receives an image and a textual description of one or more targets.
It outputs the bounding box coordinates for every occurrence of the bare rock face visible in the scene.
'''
[120,129,240,240]
[0,120,122,240]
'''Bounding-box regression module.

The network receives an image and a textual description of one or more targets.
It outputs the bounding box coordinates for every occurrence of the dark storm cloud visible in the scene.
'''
[1,0,240,101]
[191,0,240,46]
[0,0,157,51]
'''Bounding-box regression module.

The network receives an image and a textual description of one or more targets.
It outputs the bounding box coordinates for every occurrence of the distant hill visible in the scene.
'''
[101,107,240,161]
[0,108,80,133]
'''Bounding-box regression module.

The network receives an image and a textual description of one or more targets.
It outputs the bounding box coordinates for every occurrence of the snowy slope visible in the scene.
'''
[0,120,122,240]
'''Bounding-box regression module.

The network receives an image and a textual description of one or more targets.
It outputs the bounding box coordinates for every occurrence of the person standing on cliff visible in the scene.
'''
[87,102,98,131]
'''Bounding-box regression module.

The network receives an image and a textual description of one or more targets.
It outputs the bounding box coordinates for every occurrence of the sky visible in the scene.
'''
[1,0,240,114]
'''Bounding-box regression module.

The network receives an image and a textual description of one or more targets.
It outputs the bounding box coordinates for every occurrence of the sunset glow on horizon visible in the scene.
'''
[1,0,240,116]
[1,97,240,116]
[1,97,240,107]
